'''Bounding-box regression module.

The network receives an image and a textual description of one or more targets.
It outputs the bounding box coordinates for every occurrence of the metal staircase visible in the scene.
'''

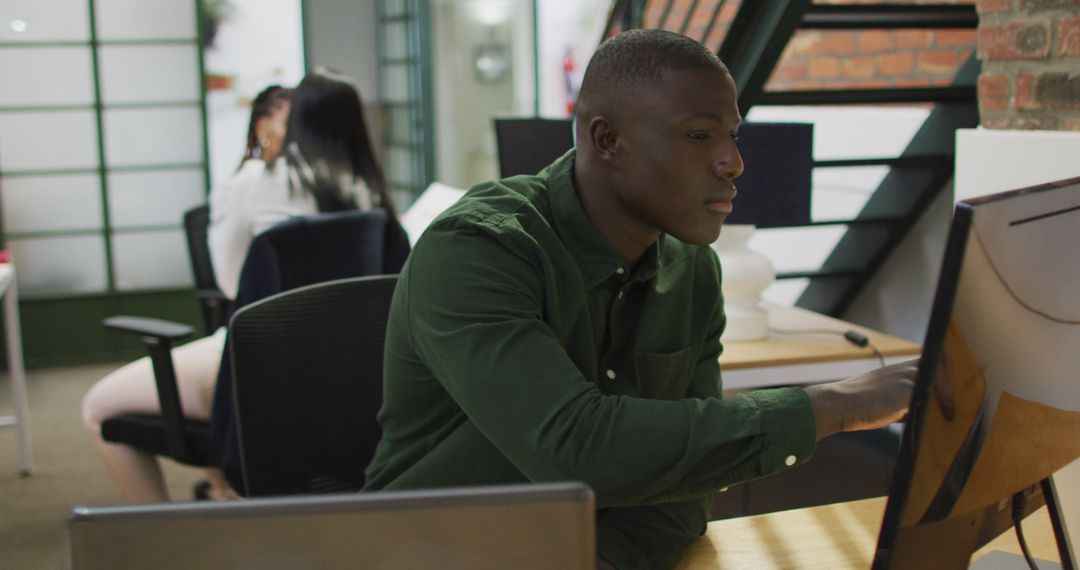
[607,0,980,317]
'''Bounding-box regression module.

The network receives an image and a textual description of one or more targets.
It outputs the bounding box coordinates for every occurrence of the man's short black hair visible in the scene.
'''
[576,29,730,121]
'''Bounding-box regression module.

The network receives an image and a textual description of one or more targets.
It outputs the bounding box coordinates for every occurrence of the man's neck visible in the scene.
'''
[573,157,660,268]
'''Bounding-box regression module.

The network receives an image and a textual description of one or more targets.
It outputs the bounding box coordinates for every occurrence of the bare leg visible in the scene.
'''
[82,332,226,503]
[92,437,171,503]
[205,467,240,500]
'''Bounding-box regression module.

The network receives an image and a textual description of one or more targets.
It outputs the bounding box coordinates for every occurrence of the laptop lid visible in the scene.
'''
[69,482,595,570]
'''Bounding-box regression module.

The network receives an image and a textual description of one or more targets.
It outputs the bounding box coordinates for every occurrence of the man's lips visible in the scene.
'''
[705,199,733,213]
[705,188,737,213]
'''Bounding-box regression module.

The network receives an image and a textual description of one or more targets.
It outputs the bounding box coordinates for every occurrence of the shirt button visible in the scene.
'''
[606,369,616,380]
[616,291,624,300]
[615,267,625,275]
[785,455,797,467]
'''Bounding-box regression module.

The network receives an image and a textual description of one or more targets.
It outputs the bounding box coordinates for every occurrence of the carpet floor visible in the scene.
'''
[1,363,203,570]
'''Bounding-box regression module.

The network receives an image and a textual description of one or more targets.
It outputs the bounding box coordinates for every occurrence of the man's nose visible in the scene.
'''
[713,145,744,180]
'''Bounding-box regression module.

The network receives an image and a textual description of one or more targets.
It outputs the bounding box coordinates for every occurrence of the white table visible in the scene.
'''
[0,262,31,475]
[719,303,922,391]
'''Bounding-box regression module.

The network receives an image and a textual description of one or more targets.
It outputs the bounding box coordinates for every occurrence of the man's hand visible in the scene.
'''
[804,359,918,440]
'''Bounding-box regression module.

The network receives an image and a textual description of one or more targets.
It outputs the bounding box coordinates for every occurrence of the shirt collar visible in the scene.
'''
[547,149,663,289]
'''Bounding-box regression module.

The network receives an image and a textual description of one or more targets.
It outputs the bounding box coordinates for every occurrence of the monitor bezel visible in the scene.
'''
[873,175,1080,569]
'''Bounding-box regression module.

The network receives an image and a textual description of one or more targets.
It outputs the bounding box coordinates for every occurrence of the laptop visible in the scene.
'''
[69,482,595,570]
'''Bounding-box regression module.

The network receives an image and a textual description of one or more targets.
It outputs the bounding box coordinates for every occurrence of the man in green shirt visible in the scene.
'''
[364,29,914,569]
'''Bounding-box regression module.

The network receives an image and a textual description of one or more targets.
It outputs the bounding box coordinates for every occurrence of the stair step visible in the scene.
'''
[798,217,902,228]
[756,86,976,106]
[777,269,860,280]
[814,155,952,168]
[764,217,899,230]
[801,5,978,30]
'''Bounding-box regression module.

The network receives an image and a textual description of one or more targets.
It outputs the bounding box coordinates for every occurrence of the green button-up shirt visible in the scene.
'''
[364,150,817,569]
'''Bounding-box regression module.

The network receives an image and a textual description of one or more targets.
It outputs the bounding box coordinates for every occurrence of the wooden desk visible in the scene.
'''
[674,497,1059,569]
[720,304,922,391]
[0,262,32,475]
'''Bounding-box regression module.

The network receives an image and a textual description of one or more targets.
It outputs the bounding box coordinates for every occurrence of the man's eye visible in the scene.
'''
[688,132,710,141]
[730,132,740,142]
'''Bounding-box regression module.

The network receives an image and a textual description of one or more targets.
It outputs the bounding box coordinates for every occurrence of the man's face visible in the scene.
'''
[608,68,743,246]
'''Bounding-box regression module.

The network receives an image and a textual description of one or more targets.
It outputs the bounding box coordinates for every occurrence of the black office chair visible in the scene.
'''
[210,209,409,493]
[101,208,408,491]
[230,275,398,497]
[183,205,231,335]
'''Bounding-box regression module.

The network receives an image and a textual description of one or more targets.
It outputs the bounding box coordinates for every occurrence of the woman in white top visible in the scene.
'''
[82,71,401,502]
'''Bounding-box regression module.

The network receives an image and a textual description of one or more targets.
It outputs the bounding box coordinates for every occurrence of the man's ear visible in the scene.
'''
[587,116,619,164]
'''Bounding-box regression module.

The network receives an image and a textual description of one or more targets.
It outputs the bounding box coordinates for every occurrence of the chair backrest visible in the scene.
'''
[232,209,390,306]
[494,117,573,178]
[183,205,216,292]
[183,205,230,333]
[210,208,407,494]
[230,275,398,497]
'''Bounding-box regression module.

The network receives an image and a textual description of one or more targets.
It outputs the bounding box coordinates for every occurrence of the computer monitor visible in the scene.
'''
[873,176,1080,569]
[494,117,574,178]
[68,482,595,570]
[723,122,812,228]
[492,118,812,228]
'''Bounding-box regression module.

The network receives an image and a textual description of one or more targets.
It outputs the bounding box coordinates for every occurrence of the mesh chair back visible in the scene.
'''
[230,275,398,497]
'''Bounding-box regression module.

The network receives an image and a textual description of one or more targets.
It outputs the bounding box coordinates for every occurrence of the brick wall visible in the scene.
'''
[768,27,976,90]
[639,0,978,92]
[635,1,1080,131]
[976,0,1080,130]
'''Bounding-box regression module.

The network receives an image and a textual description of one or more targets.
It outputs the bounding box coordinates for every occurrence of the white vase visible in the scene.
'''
[710,224,775,341]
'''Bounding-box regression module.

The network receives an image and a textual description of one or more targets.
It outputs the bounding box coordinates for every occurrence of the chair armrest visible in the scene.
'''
[103,316,194,342]
[102,315,197,462]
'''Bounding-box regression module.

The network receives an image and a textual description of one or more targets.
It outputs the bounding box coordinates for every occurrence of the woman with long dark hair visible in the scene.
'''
[209,69,403,294]
[82,70,402,502]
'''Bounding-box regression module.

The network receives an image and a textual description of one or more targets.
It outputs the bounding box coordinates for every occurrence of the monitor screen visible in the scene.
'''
[494,118,574,178]
[492,118,812,227]
[874,176,1080,569]
[69,482,595,570]
[723,122,812,228]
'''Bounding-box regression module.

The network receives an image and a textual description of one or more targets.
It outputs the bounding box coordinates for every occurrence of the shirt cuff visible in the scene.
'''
[748,387,818,473]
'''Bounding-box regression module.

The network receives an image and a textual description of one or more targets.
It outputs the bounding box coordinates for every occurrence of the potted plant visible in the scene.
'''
[200,0,236,49]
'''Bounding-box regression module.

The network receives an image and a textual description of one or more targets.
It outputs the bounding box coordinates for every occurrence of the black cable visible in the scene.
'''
[1013,491,1041,570]
[869,344,886,367]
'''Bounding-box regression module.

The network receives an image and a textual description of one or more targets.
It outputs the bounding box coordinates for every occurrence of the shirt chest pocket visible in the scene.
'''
[633,344,699,400]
